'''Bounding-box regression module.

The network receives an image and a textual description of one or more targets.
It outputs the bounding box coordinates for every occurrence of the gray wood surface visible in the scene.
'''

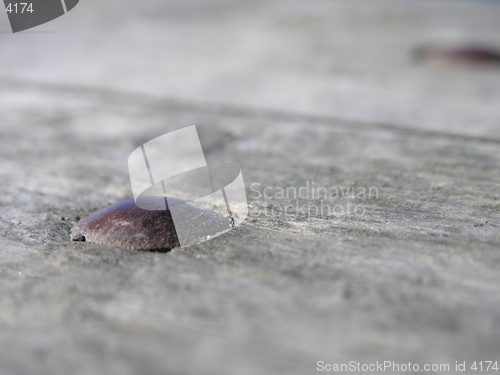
[1,1,499,374]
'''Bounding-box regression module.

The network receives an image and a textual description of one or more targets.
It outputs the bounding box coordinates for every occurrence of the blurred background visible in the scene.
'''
[1,0,500,138]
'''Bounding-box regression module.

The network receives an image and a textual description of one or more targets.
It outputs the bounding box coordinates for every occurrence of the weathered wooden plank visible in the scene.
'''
[1,1,500,374]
